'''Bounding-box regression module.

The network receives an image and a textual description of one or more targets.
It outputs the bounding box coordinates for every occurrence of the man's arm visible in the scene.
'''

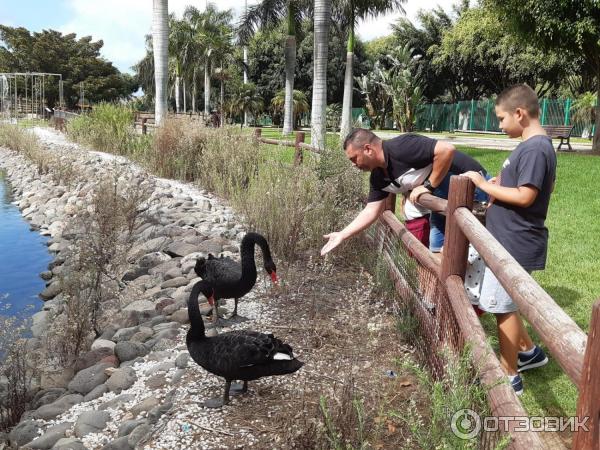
[409,141,455,202]
[320,199,386,256]
[461,171,538,207]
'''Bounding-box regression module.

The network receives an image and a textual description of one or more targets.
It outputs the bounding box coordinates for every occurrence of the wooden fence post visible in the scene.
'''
[440,175,474,281]
[254,128,262,139]
[385,194,397,214]
[141,118,147,135]
[294,131,305,166]
[572,299,600,450]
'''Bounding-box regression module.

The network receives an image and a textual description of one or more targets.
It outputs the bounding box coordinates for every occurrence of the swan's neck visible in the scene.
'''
[240,236,259,289]
[187,282,206,340]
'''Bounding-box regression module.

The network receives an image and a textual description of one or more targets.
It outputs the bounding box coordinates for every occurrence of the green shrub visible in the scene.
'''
[67,103,147,155]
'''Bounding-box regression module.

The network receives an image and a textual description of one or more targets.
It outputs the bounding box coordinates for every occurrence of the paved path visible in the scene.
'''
[373,131,594,152]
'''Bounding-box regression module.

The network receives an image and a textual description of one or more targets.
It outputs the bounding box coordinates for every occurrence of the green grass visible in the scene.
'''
[458,145,599,418]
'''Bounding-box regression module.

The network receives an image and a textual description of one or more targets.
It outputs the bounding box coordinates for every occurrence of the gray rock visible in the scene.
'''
[26,422,73,449]
[175,353,189,369]
[130,396,160,418]
[52,437,86,450]
[98,393,136,411]
[74,347,114,372]
[34,394,83,420]
[31,310,50,337]
[127,237,170,261]
[170,368,186,384]
[40,367,74,390]
[99,325,118,341]
[67,363,114,395]
[114,341,148,362]
[152,321,180,332]
[170,308,189,324]
[138,251,171,269]
[196,237,226,254]
[112,326,139,343]
[162,266,183,280]
[74,410,111,438]
[100,436,133,450]
[154,298,174,314]
[117,419,147,438]
[160,276,188,288]
[91,339,116,351]
[130,326,153,343]
[165,241,201,257]
[40,270,53,280]
[31,388,66,409]
[148,259,181,276]
[153,328,179,341]
[147,400,173,424]
[106,367,137,393]
[127,423,152,447]
[39,281,62,300]
[121,266,148,281]
[8,419,42,447]
[83,384,109,402]
[123,300,158,326]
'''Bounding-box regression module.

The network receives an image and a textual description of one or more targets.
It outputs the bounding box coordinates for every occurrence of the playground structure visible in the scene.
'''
[0,72,64,121]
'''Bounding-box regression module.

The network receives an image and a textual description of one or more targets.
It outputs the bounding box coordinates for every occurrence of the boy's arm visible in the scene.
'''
[461,171,538,208]
[320,199,386,255]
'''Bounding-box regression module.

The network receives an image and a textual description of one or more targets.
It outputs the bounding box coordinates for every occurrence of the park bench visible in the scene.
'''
[542,124,574,151]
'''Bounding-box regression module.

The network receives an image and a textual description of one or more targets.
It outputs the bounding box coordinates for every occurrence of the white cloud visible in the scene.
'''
[57,0,457,73]
[356,0,458,41]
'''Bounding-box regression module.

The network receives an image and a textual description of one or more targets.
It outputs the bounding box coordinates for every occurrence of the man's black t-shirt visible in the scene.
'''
[486,135,556,270]
[367,134,486,202]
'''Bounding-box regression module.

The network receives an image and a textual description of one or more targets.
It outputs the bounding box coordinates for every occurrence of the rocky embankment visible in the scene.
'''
[1,128,292,449]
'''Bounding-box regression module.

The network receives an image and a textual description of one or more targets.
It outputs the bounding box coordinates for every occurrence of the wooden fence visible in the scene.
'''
[383,177,597,449]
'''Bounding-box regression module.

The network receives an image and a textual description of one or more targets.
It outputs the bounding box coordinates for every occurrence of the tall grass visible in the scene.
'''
[67,103,150,155]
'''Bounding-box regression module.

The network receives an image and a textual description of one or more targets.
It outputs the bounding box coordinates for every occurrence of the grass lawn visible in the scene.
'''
[252,127,597,419]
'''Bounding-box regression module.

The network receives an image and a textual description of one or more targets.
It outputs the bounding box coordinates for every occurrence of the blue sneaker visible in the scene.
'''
[518,346,548,372]
[510,374,523,396]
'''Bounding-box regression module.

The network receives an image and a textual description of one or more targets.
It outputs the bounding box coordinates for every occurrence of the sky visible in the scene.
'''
[0,0,458,74]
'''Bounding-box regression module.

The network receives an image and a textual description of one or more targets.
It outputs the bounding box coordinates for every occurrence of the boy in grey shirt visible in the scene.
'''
[462,84,556,395]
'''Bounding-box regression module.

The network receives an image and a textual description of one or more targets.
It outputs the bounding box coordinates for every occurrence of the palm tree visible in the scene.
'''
[337,0,406,140]
[571,91,597,139]
[271,89,309,129]
[169,16,192,113]
[152,0,169,125]
[185,4,233,117]
[311,0,332,150]
[239,1,310,135]
[229,83,263,128]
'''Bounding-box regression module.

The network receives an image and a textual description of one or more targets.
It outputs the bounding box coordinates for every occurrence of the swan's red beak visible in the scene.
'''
[207,294,215,306]
[270,271,278,284]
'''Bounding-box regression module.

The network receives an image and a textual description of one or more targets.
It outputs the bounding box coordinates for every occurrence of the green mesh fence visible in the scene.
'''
[414,98,596,138]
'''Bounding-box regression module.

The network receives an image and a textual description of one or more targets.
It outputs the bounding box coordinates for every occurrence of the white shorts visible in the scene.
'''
[479,266,520,314]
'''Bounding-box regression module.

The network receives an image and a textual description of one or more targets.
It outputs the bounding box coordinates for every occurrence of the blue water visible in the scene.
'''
[0,170,52,317]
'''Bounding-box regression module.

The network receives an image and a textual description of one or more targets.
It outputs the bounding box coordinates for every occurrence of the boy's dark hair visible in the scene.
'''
[343,128,380,150]
[496,84,540,118]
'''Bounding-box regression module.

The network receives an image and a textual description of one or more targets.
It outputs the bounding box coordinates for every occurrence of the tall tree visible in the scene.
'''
[168,16,192,113]
[239,1,310,135]
[484,0,600,149]
[311,0,332,150]
[336,0,406,140]
[152,0,169,125]
[0,26,136,109]
[185,4,233,116]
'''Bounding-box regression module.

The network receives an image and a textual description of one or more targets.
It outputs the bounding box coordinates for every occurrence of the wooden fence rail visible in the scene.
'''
[252,128,321,165]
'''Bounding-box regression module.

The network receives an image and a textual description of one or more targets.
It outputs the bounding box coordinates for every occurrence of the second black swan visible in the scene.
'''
[186,279,303,408]
[194,232,277,323]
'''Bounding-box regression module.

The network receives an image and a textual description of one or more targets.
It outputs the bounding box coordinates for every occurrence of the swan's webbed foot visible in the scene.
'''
[229,381,248,395]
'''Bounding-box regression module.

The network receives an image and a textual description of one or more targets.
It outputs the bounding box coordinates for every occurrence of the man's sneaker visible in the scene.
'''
[510,374,523,396]
[518,346,548,372]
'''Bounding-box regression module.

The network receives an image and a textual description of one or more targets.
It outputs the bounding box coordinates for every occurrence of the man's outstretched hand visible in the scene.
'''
[321,232,345,256]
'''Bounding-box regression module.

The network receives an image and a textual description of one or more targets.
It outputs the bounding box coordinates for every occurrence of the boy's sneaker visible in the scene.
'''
[518,346,548,372]
[510,374,523,396]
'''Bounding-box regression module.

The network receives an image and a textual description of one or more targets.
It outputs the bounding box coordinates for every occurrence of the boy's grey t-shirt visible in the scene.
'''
[486,135,557,270]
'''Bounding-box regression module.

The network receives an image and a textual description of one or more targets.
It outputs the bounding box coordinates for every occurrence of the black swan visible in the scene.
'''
[187,279,303,408]
[194,232,277,323]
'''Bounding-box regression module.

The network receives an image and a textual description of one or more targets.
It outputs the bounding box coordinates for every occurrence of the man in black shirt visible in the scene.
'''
[321,128,487,255]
